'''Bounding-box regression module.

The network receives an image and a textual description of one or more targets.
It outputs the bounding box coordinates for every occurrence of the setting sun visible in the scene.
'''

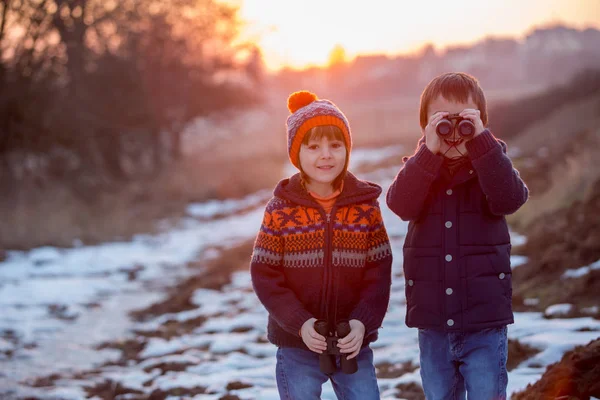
[231,0,600,71]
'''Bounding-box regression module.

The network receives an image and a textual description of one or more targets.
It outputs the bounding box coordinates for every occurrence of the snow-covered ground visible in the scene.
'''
[1,146,599,399]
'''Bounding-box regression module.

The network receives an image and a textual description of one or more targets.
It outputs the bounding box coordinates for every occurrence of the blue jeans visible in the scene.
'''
[418,326,508,400]
[276,346,380,400]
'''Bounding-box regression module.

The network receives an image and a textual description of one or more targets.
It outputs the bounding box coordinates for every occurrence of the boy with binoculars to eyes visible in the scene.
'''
[386,72,529,400]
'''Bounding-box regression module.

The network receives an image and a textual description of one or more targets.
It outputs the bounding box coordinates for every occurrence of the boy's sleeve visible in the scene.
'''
[349,203,393,335]
[386,142,443,221]
[465,130,529,215]
[250,200,313,336]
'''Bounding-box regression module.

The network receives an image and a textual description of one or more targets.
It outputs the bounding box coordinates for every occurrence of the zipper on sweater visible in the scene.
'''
[325,209,336,325]
[319,208,335,323]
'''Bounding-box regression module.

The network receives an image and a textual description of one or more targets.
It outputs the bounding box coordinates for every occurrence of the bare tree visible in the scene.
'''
[0,0,262,185]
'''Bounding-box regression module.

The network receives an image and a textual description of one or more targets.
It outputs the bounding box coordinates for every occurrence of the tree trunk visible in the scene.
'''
[52,0,87,93]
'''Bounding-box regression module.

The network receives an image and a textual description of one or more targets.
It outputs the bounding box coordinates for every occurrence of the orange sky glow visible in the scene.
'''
[228,0,600,71]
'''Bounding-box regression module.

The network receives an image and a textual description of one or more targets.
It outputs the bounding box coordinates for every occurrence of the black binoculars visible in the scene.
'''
[313,319,358,374]
[436,113,475,137]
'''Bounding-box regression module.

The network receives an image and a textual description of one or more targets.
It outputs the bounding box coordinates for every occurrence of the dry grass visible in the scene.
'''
[507,94,600,230]
[339,95,420,149]
[1,87,548,251]
[0,101,294,250]
[512,141,599,229]
[336,88,540,150]
[509,95,600,156]
[0,152,285,250]
[1,182,156,250]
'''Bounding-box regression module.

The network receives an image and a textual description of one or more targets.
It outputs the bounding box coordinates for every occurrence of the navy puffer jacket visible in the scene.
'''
[386,130,528,331]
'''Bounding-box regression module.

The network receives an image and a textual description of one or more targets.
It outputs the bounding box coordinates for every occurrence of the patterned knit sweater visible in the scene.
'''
[250,172,393,349]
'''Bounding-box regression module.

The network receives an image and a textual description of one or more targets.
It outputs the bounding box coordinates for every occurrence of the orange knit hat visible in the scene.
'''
[286,91,352,169]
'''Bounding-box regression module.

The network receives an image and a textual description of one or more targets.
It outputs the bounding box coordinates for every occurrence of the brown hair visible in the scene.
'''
[419,72,488,129]
[299,125,348,191]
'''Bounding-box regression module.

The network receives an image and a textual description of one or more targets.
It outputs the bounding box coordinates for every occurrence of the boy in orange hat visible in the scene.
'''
[250,91,393,399]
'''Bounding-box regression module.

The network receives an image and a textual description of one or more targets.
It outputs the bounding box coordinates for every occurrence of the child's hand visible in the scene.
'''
[422,111,447,154]
[337,319,365,359]
[459,108,485,138]
[300,317,327,354]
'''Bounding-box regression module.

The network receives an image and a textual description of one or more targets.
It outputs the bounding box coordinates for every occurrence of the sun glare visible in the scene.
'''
[230,0,600,71]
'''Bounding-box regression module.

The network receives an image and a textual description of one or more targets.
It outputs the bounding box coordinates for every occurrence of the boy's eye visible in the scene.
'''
[331,142,343,149]
[308,145,319,150]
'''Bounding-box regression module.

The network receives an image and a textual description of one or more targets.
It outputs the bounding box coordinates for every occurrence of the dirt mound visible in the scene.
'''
[512,178,600,313]
[507,113,600,315]
[502,83,600,398]
[508,339,541,371]
[513,338,600,400]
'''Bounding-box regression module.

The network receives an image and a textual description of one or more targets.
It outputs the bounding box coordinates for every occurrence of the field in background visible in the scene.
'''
[507,93,600,230]
[0,83,567,250]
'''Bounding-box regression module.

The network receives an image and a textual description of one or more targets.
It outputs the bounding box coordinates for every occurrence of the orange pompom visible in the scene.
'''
[287,91,318,113]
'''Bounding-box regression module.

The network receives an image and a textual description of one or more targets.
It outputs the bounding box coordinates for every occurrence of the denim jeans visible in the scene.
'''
[275,346,380,400]
[418,326,508,400]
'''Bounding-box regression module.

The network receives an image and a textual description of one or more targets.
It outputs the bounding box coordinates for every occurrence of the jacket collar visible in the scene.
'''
[274,171,382,208]
[439,136,509,187]
[443,162,478,187]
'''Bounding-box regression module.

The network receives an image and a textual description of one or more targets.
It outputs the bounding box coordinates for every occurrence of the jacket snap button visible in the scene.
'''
[447,319,454,326]
[499,273,506,279]
[446,288,453,295]
[445,254,453,262]
[445,221,452,228]
[446,189,453,195]
[469,170,474,174]
[408,280,414,286]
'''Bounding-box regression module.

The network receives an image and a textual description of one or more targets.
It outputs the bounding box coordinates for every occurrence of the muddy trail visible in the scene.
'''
[2,147,599,399]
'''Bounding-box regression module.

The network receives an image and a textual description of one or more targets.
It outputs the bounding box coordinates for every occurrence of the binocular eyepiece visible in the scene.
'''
[313,319,358,375]
[435,113,475,137]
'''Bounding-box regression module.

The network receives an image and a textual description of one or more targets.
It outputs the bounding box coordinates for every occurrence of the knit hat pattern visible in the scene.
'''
[286,91,352,169]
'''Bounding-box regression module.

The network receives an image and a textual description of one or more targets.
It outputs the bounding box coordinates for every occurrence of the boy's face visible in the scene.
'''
[299,136,347,188]
[428,95,479,158]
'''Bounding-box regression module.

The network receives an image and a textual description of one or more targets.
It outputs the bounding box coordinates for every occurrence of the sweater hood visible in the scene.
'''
[274,171,382,208]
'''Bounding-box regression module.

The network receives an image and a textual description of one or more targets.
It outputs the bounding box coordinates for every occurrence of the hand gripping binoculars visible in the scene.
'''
[313,319,358,374]
[435,113,475,137]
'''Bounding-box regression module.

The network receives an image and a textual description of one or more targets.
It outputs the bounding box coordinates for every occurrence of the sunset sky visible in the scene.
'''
[230,0,600,71]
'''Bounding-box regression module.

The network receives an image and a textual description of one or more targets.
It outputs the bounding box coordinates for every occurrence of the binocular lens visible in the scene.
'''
[435,118,475,137]
[436,120,452,136]
[458,120,474,136]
